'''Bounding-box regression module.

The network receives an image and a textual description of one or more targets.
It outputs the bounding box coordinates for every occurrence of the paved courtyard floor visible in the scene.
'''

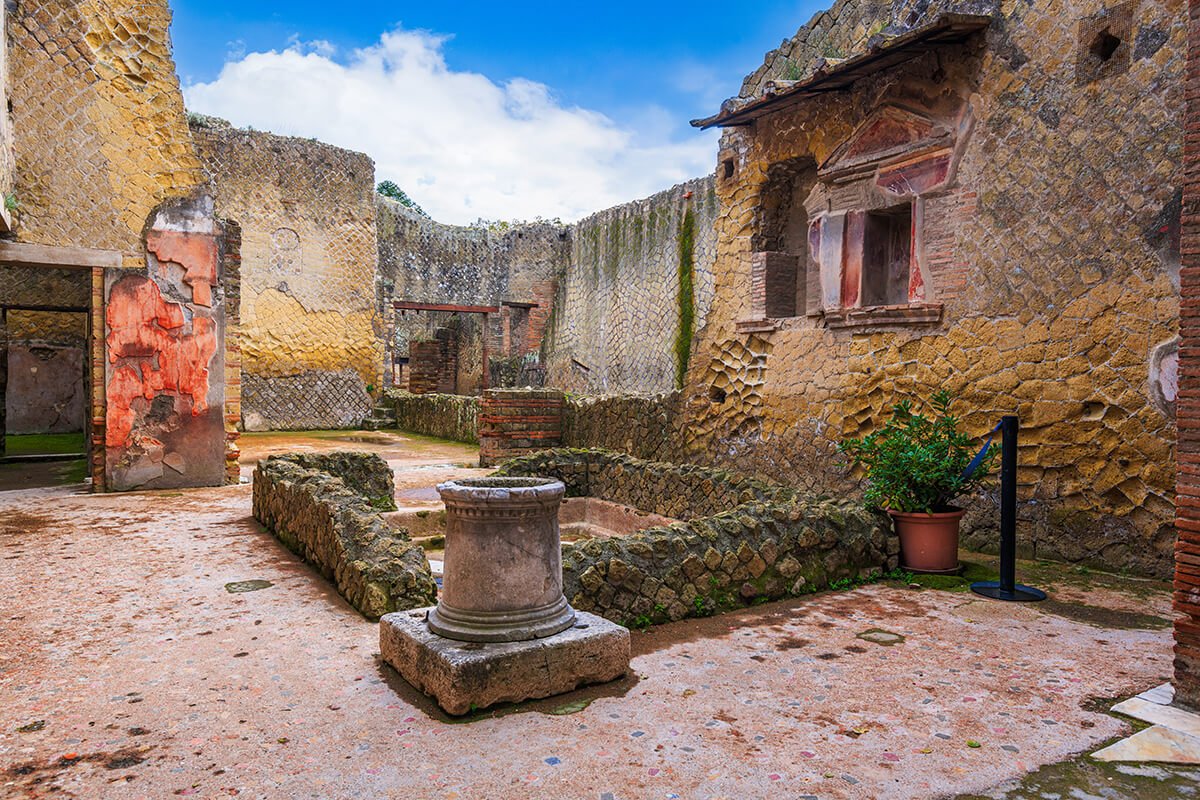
[0,431,1186,798]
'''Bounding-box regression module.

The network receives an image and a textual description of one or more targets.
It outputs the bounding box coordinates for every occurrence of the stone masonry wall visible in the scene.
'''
[678,0,1185,577]
[384,390,479,444]
[495,449,893,625]
[1174,0,1200,711]
[376,199,569,394]
[562,392,685,464]
[193,118,381,431]
[543,176,720,393]
[253,451,437,619]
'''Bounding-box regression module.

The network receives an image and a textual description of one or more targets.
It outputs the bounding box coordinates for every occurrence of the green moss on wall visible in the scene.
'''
[674,206,696,389]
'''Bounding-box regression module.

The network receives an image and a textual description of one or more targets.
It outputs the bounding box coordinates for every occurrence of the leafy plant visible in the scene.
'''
[376,180,429,217]
[626,613,653,630]
[839,390,997,514]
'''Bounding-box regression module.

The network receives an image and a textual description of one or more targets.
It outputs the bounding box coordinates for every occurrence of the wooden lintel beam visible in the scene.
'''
[0,241,126,270]
[500,300,539,309]
[392,301,499,314]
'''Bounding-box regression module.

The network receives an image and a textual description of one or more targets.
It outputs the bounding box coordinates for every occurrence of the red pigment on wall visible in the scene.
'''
[877,152,952,196]
[146,229,219,307]
[105,273,218,448]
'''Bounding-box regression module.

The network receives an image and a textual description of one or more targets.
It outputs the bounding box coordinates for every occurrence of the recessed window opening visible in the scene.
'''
[721,159,736,180]
[862,204,913,307]
[753,156,818,316]
[1090,28,1121,62]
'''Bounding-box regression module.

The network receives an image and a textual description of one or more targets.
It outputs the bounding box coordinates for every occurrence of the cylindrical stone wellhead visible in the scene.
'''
[427,476,575,642]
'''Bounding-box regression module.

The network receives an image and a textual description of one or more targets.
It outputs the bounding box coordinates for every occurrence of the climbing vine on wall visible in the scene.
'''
[675,206,696,389]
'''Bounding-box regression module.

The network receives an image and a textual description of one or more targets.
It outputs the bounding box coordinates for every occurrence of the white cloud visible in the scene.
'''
[184,29,719,224]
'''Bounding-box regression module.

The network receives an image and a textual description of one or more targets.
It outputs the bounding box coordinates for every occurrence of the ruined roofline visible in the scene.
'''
[691,13,991,130]
[186,110,376,167]
[378,174,714,236]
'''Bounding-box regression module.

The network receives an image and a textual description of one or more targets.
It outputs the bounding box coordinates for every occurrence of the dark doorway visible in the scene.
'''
[1,307,90,491]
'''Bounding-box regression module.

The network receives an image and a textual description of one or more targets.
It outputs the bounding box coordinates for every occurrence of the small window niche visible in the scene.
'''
[862,204,913,307]
[749,156,817,321]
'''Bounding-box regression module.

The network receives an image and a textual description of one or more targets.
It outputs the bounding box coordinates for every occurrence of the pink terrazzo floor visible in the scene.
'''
[0,435,1177,799]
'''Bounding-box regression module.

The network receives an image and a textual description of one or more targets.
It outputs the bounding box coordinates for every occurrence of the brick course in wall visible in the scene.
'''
[478,389,564,466]
[1175,0,1200,712]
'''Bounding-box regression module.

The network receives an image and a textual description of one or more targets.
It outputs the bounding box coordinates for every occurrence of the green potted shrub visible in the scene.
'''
[839,390,997,573]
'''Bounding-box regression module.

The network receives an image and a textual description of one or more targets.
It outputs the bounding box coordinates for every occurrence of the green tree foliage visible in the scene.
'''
[839,390,997,513]
[376,180,428,217]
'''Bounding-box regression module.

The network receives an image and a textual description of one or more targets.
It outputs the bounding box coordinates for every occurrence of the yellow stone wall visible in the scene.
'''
[192,120,382,430]
[680,0,1184,575]
[9,0,205,252]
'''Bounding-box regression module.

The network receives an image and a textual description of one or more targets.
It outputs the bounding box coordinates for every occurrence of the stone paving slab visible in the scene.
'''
[1110,697,1200,739]
[1092,725,1200,764]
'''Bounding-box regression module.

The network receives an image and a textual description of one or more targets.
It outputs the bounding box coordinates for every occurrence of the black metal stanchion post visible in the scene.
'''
[971,415,1046,602]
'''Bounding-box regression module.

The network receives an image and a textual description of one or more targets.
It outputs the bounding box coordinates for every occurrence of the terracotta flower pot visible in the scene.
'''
[888,507,965,573]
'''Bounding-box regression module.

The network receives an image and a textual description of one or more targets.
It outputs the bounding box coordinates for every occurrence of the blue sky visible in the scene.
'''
[172,1,829,223]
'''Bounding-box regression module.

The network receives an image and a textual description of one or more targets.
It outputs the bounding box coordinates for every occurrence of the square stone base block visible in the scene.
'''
[380,608,631,715]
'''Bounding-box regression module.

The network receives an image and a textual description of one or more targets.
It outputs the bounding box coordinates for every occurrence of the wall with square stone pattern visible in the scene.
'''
[542,176,719,393]
[192,117,381,431]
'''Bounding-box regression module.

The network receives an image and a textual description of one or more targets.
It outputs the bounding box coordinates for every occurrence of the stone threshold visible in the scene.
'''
[1093,683,1200,764]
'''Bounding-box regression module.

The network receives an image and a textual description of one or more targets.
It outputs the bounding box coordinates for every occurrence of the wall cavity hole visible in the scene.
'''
[1090,29,1121,62]
[1083,401,1105,421]
[710,386,727,404]
[722,159,736,180]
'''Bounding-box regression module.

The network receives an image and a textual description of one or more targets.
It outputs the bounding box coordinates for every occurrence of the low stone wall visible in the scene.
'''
[495,449,893,625]
[385,390,479,444]
[252,451,437,619]
[562,392,683,463]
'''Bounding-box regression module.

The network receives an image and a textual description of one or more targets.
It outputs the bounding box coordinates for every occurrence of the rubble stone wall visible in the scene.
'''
[252,451,437,619]
[193,119,381,431]
[562,392,685,463]
[385,390,479,444]
[677,0,1185,577]
[495,449,893,625]
[543,177,720,393]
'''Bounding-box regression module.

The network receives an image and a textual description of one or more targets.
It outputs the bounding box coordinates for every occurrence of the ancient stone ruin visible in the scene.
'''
[5,0,1200,794]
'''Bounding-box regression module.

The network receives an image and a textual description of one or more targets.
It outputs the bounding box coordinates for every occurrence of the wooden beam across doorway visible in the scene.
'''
[392,301,499,314]
[0,241,125,270]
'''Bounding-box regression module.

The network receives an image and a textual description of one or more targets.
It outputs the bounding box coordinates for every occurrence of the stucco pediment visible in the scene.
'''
[819,105,954,178]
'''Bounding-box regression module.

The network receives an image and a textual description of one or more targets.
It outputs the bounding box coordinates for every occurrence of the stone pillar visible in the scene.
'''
[1175,0,1200,711]
[427,476,574,642]
[478,388,564,467]
[407,340,441,395]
